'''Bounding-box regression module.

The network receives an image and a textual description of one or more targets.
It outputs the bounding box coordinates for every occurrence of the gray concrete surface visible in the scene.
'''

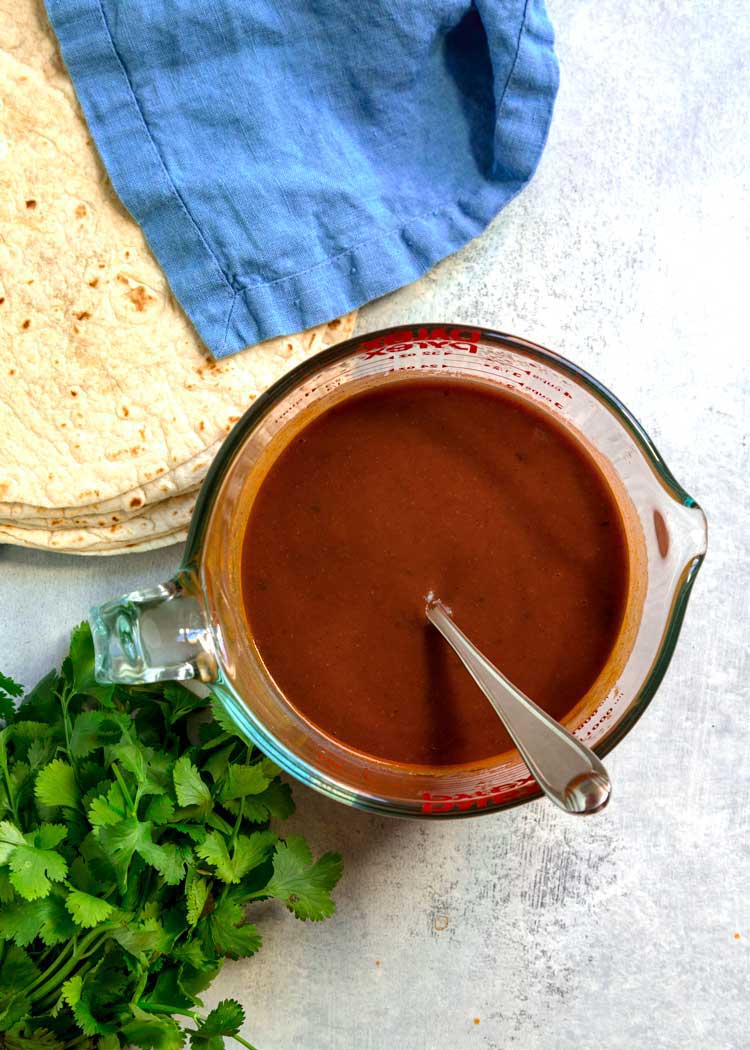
[2,0,748,1046]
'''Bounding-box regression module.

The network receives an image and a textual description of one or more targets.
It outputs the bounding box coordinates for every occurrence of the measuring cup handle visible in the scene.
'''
[89,570,219,685]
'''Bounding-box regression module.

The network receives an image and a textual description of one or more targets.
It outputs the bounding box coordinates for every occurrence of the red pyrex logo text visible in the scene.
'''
[358,326,481,360]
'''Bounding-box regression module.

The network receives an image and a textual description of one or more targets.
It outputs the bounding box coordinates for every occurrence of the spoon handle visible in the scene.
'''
[425,599,611,815]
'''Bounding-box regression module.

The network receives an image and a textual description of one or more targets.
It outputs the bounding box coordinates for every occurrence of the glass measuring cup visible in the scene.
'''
[91,325,707,818]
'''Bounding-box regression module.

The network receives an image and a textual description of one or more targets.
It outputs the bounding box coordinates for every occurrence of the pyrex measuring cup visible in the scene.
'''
[91,325,707,818]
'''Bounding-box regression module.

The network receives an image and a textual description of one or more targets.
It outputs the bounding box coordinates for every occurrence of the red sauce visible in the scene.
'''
[241,380,629,766]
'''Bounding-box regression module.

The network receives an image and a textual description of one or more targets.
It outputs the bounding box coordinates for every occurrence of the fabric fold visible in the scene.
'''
[45,0,559,358]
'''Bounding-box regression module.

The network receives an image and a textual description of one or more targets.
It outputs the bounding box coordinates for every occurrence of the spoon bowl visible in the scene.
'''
[425,595,612,816]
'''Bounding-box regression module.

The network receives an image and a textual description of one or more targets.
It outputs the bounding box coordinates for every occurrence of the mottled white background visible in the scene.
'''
[2,0,748,1046]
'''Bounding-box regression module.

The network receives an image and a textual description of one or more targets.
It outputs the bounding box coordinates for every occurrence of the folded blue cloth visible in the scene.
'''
[46,0,558,358]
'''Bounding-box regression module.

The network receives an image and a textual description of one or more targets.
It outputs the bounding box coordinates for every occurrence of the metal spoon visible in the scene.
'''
[425,595,611,815]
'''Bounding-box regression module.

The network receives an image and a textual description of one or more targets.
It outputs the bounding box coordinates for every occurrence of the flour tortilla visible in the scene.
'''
[0,489,199,550]
[0,4,356,519]
[0,486,200,530]
[0,527,189,557]
[0,443,219,521]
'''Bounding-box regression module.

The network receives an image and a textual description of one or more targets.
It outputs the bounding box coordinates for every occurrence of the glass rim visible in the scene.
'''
[182,324,707,818]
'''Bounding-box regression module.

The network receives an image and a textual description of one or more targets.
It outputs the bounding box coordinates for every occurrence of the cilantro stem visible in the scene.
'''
[111,762,135,814]
[34,956,95,1014]
[24,938,76,994]
[230,1034,259,1050]
[152,1011,260,1050]
[232,794,245,838]
[0,745,20,826]
[143,1006,201,1020]
[27,928,109,1004]
[59,683,74,762]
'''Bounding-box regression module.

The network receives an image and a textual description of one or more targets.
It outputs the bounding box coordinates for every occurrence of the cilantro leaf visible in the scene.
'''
[162,681,207,723]
[0,944,39,1005]
[242,779,295,823]
[16,669,57,723]
[70,711,123,757]
[0,869,15,903]
[0,672,24,699]
[200,745,234,783]
[185,876,210,927]
[65,890,114,928]
[0,673,22,723]
[3,1027,63,1050]
[144,795,176,825]
[173,756,212,811]
[33,823,67,850]
[209,697,253,749]
[0,896,45,945]
[95,817,151,889]
[190,1000,245,1050]
[262,836,343,921]
[26,736,54,771]
[121,1016,185,1050]
[231,832,277,879]
[0,893,76,948]
[139,967,195,1014]
[0,694,15,724]
[38,894,78,946]
[68,623,115,705]
[0,820,26,862]
[219,764,271,802]
[110,918,171,960]
[201,898,262,959]
[35,759,78,809]
[194,832,233,882]
[88,782,127,827]
[9,843,68,901]
[138,840,190,886]
[195,831,275,885]
[0,631,341,1050]
[96,818,187,888]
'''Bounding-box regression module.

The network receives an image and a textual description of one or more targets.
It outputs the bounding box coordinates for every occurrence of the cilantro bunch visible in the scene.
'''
[0,625,342,1050]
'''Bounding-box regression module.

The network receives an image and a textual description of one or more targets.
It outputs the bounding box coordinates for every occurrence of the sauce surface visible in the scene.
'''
[241,380,629,766]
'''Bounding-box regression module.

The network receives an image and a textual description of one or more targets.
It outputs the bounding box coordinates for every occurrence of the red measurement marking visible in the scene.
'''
[421,782,531,814]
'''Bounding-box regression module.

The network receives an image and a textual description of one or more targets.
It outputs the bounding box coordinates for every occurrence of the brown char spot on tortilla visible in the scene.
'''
[75,310,91,321]
[75,204,87,218]
[88,277,99,287]
[130,497,142,509]
[21,319,30,330]
[128,285,151,311]
[25,199,37,209]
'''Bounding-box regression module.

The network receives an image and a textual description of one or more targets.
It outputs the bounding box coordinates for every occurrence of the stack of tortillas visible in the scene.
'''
[0,1,356,555]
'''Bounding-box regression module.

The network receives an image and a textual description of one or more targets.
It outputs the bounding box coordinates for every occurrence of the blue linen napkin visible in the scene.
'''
[45,0,558,358]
